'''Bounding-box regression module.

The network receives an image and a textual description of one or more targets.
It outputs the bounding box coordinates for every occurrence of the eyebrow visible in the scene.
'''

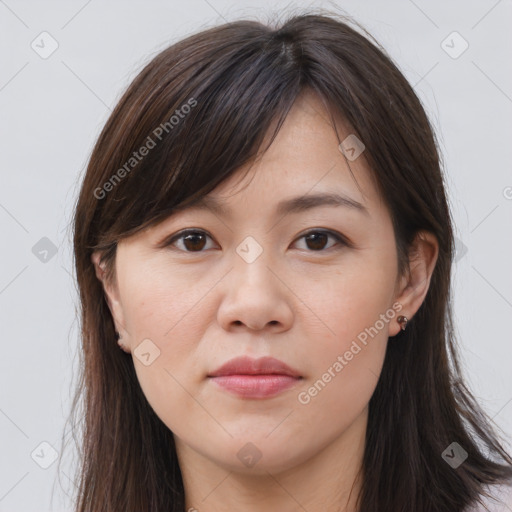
[174,192,369,217]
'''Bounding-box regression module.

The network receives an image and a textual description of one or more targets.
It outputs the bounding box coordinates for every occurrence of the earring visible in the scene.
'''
[397,315,408,331]
[115,331,130,353]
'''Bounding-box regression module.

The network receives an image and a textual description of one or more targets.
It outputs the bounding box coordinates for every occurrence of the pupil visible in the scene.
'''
[184,233,206,251]
[181,232,328,251]
[306,233,327,250]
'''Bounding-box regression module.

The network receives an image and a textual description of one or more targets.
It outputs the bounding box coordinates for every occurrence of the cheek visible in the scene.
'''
[297,246,397,409]
[116,257,216,432]
[313,246,397,345]
[295,290,392,433]
[118,256,209,347]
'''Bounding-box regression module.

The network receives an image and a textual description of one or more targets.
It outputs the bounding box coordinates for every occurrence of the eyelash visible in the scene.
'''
[164,228,350,253]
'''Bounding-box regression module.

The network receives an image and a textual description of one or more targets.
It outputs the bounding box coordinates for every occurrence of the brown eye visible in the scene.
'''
[167,230,215,252]
[294,230,347,252]
[305,232,329,250]
[165,228,348,253]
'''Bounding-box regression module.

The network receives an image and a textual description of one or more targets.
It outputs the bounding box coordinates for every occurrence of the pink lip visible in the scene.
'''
[208,356,302,399]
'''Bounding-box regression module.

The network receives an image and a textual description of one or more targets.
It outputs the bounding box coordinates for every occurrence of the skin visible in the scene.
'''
[92,92,438,512]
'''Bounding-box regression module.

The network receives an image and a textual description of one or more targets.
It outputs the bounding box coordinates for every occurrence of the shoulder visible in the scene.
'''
[465,482,512,512]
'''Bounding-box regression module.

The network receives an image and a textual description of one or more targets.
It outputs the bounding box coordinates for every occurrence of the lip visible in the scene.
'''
[208,356,302,399]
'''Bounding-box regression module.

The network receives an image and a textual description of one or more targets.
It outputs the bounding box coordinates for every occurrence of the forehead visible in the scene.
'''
[137,92,389,244]
[196,92,379,216]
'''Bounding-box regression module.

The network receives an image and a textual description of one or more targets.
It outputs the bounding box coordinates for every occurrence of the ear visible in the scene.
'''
[91,250,129,342]
[389,230,439,337]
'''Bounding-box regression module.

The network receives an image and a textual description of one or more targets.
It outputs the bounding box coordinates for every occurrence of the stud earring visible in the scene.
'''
[397,315,408,331]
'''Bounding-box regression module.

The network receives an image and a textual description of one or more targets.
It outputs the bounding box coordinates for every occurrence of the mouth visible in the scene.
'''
[207,356,303,399]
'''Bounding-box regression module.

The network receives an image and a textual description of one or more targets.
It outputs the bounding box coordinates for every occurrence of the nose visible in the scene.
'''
[216,249,294,333]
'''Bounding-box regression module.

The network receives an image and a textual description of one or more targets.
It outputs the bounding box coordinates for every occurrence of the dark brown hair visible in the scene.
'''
[63,9,512,511]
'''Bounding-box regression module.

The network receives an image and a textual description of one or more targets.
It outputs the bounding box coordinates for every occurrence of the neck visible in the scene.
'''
[177,408,367,512]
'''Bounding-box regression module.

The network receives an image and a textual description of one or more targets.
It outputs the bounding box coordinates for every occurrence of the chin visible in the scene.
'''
[204,434,313,476]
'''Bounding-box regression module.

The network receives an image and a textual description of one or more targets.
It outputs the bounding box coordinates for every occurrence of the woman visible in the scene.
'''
[66,10,512,511]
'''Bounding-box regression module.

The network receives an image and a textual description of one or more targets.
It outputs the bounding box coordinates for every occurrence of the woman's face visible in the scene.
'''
[95,93,427,475]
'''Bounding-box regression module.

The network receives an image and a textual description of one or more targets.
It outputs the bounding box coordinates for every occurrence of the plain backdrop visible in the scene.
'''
[0,1,511,510]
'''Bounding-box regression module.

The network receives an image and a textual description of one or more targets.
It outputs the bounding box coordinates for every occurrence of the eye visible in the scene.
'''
[166,229,217,252]
[165,228,348,253]
[293,229,348,252]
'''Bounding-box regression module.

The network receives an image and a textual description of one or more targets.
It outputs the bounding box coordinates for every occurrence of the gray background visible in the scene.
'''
[1,0,511,510]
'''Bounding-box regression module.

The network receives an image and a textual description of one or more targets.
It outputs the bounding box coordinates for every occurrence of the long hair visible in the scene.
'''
[63,9,512,511]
